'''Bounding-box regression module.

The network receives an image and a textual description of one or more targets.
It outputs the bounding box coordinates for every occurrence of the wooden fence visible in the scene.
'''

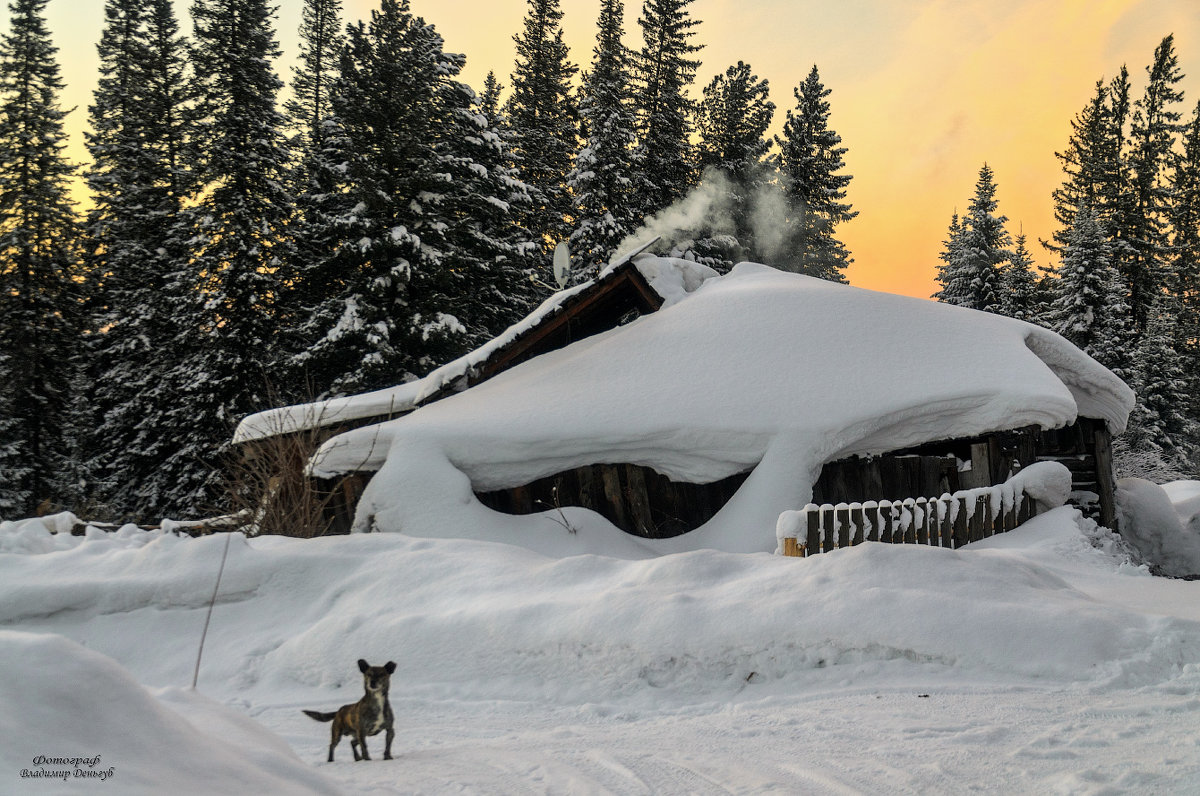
[777,487,1039,557]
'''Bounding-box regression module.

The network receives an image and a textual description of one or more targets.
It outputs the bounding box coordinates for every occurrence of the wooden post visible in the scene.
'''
[952,496,970,548]
[878,501,893,544]
[938,498,954,548]
[1093,425,1117,531]
[914,498,929,545]
[850,504,865,546]
[782,536,802,557]
[836,504,851,549]
[806,509,821,556]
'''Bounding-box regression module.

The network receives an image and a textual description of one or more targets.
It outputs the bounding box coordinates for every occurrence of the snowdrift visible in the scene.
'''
[0,509,1194,707]
[0,631,338,796]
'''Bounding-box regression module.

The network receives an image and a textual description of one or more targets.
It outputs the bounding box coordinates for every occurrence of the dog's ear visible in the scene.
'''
[358,658,369,673]
[384,661,397,674]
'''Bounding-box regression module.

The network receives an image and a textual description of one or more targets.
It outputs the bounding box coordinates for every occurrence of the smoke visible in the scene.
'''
[615,168,739,258]
[615,166,803,269]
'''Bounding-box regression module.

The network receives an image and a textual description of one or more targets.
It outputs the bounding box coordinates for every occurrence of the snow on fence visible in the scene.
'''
[776,461,1074,557]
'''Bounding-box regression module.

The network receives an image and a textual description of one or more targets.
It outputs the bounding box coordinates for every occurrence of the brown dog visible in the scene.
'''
[303,659,396,762]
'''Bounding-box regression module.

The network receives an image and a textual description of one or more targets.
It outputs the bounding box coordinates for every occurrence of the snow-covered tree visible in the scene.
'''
[1169,100,1200,445]
[298,0,533,397]
[566,0,639,281]
[775,64,856,281]
[153,0,295,514]
[1047,204,1132,378]
[1126,293,1197,467]
[631,0,702,217]
[1000,230,1043,323]
[504,0,578,254]
[0,0,81,515]
[83,0,198,516]
[934,164,1009,312]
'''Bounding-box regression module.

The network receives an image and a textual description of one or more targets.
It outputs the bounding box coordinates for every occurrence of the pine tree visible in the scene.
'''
[566,0,639,280]
[504,0,578,254]
[157,0,295,514]
[1001,230,1042,322]
[934,164,1009,312]
[1125,35,1185,332]
[83,0,197,516]
[775,64,856,281]
[0,0,81,515]
[1048,204,1132,377]
[1126,293,1197,467]
[631,0,702,217]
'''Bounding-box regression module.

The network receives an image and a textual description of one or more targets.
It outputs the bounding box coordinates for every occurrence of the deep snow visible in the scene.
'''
[4,492,1200,794]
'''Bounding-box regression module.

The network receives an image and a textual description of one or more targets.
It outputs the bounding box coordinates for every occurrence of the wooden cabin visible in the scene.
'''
[236,258,1133,547]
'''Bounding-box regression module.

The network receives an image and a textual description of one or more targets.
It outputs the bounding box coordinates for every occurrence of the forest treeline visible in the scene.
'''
[0,0,1193,521]
[935,34,1200,479]
[0,0,856,518]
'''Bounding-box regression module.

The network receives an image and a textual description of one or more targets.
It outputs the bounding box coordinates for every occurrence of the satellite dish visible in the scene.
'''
[552,242,571,289]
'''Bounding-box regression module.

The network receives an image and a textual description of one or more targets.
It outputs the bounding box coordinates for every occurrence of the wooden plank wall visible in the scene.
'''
[475,464,751,539]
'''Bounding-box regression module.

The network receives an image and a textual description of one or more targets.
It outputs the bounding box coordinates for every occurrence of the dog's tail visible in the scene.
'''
[302,709,336,722]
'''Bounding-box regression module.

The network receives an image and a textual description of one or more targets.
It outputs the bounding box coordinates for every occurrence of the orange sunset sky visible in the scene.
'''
[14,0,1200,298]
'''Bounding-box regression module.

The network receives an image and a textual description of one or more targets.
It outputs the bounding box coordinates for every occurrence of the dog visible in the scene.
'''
[303,659,396,762]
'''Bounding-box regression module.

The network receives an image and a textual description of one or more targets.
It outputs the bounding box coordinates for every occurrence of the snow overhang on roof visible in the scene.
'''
[310,260,1135,487]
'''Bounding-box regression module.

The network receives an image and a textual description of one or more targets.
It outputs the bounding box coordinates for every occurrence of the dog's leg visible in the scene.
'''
[327,725,338,763]
[358,731,370,761]
[384,726,394,760]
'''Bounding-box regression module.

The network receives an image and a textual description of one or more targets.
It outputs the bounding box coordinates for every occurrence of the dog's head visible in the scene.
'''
[358,658,396,694]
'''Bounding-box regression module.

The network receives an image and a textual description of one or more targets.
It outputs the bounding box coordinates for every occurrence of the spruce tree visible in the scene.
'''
[631,0,702,217]
[504,0,578,254]
[158,0,295,514]
[1169,99,1200,441]
[1048,204,1132,378]
[1001,230,1042,323]
[0,0,81,515]
[693,60,773,265]
[775,65,856,281]
[1049,81,1111,252]
[84,0,197,517]
[299,0,532,397]
[566,0,639,280]
[934,164,1009,312]
[1125,35,1185,332]
[284,0,344,170]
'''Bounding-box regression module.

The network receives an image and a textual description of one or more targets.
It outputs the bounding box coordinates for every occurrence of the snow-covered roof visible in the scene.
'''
[232,256,712,445]
[309,260,1134,552]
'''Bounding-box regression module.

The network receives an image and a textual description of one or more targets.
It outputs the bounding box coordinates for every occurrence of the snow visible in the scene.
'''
[3,506,1200,793]
[1117,478,1200,577]
[310,261,1133,553]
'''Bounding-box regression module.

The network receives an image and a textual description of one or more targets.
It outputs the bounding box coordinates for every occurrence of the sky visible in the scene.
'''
[12,0,1200,299]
